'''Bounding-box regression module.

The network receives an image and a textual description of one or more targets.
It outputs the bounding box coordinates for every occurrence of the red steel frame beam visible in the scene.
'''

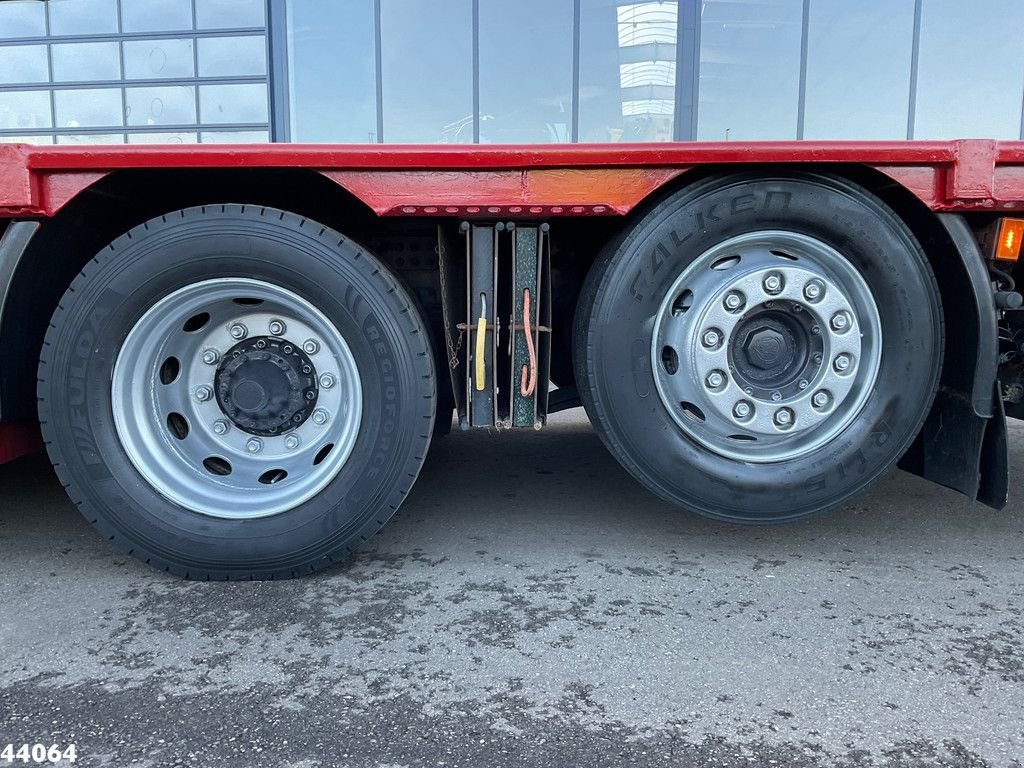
[3,140,1024,219]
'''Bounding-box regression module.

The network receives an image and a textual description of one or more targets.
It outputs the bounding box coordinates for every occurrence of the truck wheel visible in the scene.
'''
[574,173,943,523]
[38,205,435,579]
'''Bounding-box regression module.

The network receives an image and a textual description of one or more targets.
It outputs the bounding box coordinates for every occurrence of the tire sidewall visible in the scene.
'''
[583,174,941,521]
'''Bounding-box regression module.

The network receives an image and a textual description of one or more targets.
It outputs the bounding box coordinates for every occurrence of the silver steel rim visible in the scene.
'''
[112,278,362,519]
[652,230,882,463]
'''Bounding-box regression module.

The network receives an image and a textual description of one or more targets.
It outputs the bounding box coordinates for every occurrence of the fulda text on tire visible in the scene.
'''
[574,173,942,523]
[38,205,435,579]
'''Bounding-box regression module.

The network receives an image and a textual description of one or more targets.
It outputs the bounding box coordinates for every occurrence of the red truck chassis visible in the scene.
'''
[1,139,1021,579]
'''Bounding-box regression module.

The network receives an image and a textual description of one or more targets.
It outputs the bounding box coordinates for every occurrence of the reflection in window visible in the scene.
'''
[128,132,198,143]
[698,0,802,140]
[52,42,122,82]
[126,86,197,126]
[54,88,123,128]
[286,0,376,142]
[199,84,269,124]
[200,130,270,143]
[0,1,47,38]
[0,135,55,145]
[915,0,1024,139]
[121,0,193,33]
[196,0,266,29]
[803,0,914,139]
[478,0,573,144]
[197,37,267,78]
[0,46,49,85]
[48,0,119,36]
[380,0,473,143]
[579,0,677,143]
[58,133,125,144]
[123,39,196,80]
[0,91,51,130]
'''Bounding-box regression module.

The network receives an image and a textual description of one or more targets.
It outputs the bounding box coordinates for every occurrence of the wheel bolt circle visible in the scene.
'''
[834,353,853,373]
[202,349,219,365]
[831,312,851,332]
[229,323,247,340]
[774,408,794,427]
[763,273,783,294]
[303,339,320,355]
[733,400,753,419]
[706,371,725,389]
[804,280,824,301]
[723,291,745,311]
[813,391,831,408]
[212,419,229,435]
[195,385,213,402]
[246,437,263,453]
[312,408,329,426]
[320,373,336,389]
[269,319,287,336]
[702,329,722,348]
[284,434,301,450]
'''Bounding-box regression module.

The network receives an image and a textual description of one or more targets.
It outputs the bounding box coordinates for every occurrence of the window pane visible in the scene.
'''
[0,90,51,130]
[123,39,195,79]
[0,1,47,38]
[0,45,49,85]
[198,83,268,124]
[698,0,802,140]
[380,0,473,143]
[54,88,122,128]
[195,0,266,29]
[803,0,914,139]
[579,1,676,143]
[197,36,266,77]
[479,0,572,143]
[200,130,269,143]
[0,135,55,144]
[121,0,193,33]
[52,42,121,82]
[57,133,125,144]
[915,0,1024,139]
[286,0,376,142]
[126,85,196,126]
[128,131,198,143]
[48,0,119,36]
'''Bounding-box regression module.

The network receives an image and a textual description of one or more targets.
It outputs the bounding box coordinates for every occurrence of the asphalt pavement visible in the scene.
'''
[1,410,1022,767]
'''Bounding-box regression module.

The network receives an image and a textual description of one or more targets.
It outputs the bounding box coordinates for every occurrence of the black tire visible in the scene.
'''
[574,173,943,523]
[38,205,435,579]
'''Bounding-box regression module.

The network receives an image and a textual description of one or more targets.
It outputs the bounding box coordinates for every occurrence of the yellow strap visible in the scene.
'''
[474,311,487,392]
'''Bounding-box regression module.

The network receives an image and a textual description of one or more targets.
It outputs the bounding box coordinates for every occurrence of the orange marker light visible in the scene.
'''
[995,218,1024,261]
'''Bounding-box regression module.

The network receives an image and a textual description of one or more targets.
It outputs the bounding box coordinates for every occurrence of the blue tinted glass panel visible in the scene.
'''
[479,0,573,143]
[380,0,473,143]
[195,0,266,29]
[121,0,193,33]
[58,133,125,144]
[200,130,269,143]
[199,83,268,124]
[197,36,266,77]
[579,0,677,142]
[0,90,52,130]
[0,1,47,38]
[286,0,376,142]
[127,131,197,143]
[804,0,914,139]
[698,0,802,140]
[0,45,49,84]
[915,0,1024,139]
[123,39,196,79]
[48,0,119,36]
[126,85,196,126]
[52,42,121,81]
[54,88,123,128]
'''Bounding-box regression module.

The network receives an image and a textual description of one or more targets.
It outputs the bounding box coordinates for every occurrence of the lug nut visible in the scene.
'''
[269,319,287,336]
[771,391,782,402]
[706,371,726,390]
[311,408,329,426]
[702,329,722,349]
[723,292,745,312]
[774,408,794,427]
[195,385,213,402]
[202,349,219,365]
[763,273,783,294]
[833,354,853,373]
[229,323,248,340]
[733,400,753,419]
[212,419,229,435]
[284,434,301,450]
[246,437,263,453]
[302,339,320,355]
[831,312,851,332]
[803,281,824,301]
[813,391,831,408]
[320,373,336,389]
